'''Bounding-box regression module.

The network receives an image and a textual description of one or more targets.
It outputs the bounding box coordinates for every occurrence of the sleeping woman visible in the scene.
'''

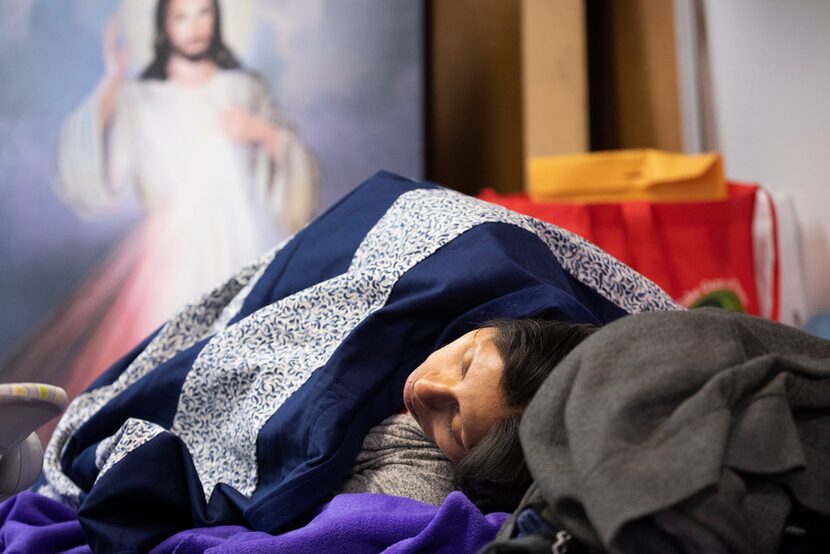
[34,172,679,551]
[340,319,596,512]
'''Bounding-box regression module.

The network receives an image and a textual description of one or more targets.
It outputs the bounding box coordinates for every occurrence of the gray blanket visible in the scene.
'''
[521,308,830,553]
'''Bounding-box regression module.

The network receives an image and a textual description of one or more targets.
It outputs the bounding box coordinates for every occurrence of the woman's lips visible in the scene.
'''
[403,376,419,422]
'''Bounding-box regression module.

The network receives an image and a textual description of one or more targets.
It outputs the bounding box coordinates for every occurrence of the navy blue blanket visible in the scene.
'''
[36,172,679,552]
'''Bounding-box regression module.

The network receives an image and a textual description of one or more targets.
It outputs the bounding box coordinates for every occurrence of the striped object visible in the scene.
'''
[0,383,68,409]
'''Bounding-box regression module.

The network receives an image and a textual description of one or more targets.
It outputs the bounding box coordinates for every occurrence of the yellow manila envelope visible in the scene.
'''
[527,149,726,203]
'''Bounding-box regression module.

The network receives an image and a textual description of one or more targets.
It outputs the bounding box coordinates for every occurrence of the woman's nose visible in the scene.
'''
[414,375,455,410]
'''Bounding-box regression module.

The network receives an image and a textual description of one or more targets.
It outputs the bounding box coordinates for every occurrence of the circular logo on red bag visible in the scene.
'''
[681,278,749,313]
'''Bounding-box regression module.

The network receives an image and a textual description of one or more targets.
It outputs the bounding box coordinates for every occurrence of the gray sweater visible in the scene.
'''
[337,413,456,506]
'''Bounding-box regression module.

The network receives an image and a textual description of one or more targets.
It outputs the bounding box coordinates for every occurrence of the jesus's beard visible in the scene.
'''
[171,44,211,63]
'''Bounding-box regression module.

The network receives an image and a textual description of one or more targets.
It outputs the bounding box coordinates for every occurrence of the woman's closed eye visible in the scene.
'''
[461,334,479,379]
[450,342,476,450]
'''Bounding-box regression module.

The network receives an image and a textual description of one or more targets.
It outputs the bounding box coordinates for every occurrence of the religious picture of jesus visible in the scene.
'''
[5,0,320,406]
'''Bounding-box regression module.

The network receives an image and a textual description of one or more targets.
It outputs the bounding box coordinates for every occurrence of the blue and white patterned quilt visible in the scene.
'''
[36,172,680,552]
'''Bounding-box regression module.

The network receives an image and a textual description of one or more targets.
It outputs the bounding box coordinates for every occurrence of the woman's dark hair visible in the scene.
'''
[455,318,597,512]
[141,0,241,80]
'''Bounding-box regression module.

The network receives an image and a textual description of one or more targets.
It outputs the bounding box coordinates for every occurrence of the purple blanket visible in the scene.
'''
[0,491,507,553]
[0,493,89,554]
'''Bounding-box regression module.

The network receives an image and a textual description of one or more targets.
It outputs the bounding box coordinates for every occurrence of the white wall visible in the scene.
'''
[702,0,830,314]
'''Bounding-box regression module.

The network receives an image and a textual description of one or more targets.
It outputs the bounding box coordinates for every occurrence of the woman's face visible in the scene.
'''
[165,0,215,59]
[403,328,512,463]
